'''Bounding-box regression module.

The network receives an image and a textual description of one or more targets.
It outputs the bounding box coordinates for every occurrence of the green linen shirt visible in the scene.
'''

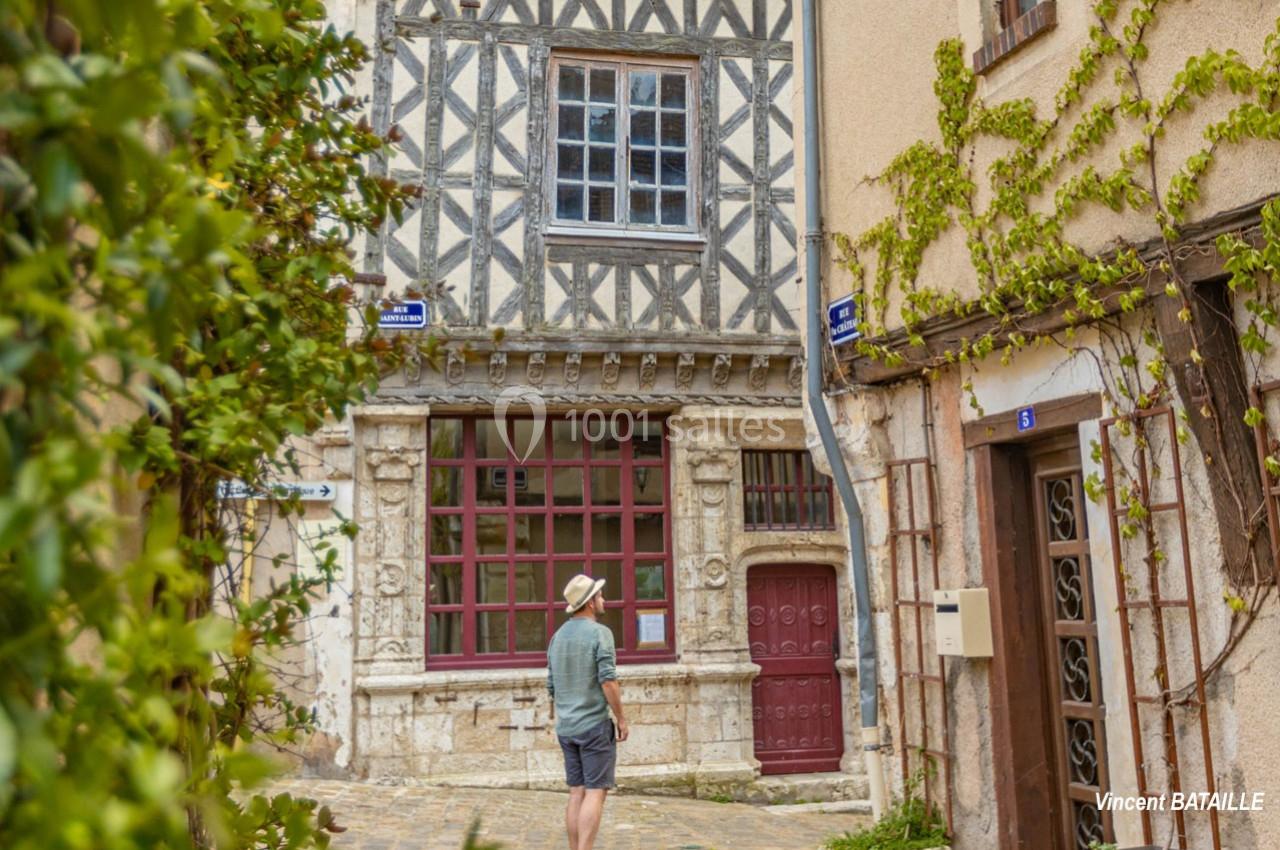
[546,617,617,737]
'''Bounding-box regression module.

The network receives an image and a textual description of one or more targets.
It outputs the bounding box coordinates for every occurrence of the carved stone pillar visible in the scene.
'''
[353,404,429,677]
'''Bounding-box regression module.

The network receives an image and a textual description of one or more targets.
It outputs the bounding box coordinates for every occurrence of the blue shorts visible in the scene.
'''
[558,719,617,790]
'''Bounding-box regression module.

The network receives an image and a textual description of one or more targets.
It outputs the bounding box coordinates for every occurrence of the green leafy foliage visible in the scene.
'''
[0,1,418,848]
[823,796,948,850]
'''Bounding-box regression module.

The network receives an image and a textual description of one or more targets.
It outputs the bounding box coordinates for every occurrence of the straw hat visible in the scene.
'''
[563,573,606,613]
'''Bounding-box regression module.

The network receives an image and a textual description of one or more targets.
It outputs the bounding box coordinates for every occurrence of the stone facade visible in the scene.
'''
[243,0,871,803]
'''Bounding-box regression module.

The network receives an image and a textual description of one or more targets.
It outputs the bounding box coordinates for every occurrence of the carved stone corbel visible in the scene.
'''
[527,352,546,387]
[488,352,507,386]
[748,354,770,392]
[403,346,422,384]
[445,350,466,385]
[675,352,696,390]
[788,355,804,390]
[601,352,621,389]
[365,446,422,482]
[564,352,582,387]
[639,352,658,390]
[711,353,732,389]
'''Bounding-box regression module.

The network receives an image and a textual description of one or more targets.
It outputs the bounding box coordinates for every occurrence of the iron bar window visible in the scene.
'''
[742,450,836,531]
[426,414,674,669]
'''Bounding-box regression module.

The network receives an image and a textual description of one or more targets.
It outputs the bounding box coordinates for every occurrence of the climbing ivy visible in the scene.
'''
[832,1,1280,692]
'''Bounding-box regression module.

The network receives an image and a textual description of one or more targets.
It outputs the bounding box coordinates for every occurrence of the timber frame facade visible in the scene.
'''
[301,0,868,797]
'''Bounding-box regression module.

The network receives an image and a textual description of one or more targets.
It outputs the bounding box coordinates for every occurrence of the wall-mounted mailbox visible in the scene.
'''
[933,588,993,658]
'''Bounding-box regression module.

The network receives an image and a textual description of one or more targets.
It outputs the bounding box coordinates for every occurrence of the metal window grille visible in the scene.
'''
[742,450,836,531]
[887,457,953,834]
[1249,380,1280,585]
[1099,407,1220,850]
[425,414,674,670]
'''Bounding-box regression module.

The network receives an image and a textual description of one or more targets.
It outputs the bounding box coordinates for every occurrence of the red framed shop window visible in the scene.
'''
[742,449,836,531]
[425,414,675,669]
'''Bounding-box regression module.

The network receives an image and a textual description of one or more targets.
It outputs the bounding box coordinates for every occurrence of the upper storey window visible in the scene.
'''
[549,54,697,236]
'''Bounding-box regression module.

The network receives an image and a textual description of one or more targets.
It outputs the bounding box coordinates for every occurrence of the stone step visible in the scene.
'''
[701,771,871,805]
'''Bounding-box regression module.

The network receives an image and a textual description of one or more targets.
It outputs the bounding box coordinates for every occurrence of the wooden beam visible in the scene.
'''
[395,17,795,59]
[833,195,1278,387]
[963,392,1102,449]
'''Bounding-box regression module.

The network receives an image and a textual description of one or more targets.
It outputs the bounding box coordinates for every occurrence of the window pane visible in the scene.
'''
[599,606,623,647]
[514,562,546,603]
[660,191,687,226]
[558,65,585,101]
[635,562,665,600]
[589,147,615,182]
[430,612,463,655]
[553,467,584,505]
[587,187,615,222]
[554,514,585,553]
[430,516,463,555]
[630,111,656,146]
[590,467,623,506]
[635,512,664,553]
[514,467,547,508]
[553,419,585,459]
[429,563,463,604]
[591,514,626,553]
[476,466,506,505]
[515,611,547,652]
[634,420,664,459]
[554,561,585,599]
[429,419,464,459]
[591,560,623,600]
[557,183,584,220]
[475,419,506,458]
[630,71,657,106]
[588,106,616,143]
[630,189,656,224]
[558,104,585,141]
[661,73,686,108]
[477,562,508,604]
[513,514,546,555]
[430,467,463,507]
[476,513,506,554]
[632,467,663,505]
[661,111,686,146]
[558,144,584,180]
[631,150,656,185]
[511,420,546,460]
[660,152,687,186]
[476,612,508,654]
[589,68,616,103]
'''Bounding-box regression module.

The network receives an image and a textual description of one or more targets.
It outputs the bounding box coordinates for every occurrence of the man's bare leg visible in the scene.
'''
[575,788,608,850]
[565,786,585,850]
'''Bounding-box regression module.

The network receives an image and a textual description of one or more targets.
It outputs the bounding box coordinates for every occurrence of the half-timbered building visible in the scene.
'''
[287,0,866,799]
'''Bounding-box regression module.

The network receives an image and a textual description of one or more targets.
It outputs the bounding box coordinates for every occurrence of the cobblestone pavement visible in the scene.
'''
[275,779,870,850]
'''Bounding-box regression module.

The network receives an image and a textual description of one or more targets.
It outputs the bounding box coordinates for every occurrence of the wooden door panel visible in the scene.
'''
[747,564,843,775]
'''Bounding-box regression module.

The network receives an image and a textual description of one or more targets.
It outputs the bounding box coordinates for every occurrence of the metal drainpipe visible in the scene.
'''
[800,0,887,819]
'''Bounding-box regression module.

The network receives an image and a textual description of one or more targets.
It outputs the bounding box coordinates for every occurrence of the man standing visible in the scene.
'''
[547,574,629,850]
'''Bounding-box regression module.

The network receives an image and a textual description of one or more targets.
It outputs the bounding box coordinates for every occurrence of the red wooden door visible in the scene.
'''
[747,564,844,774]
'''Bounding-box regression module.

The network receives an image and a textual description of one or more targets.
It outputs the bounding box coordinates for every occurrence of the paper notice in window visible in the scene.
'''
[637,611,666,646]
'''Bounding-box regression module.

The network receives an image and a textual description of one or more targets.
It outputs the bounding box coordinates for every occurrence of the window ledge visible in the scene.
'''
[973,1,1057,75]
[544,225,707,250]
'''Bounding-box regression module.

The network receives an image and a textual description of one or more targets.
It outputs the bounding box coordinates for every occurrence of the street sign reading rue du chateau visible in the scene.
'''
[216,481,337,502]
[827,294,860,345]
[378,300,428,329]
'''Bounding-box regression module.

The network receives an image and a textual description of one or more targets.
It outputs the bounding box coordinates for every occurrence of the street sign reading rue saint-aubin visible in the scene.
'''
[216,481,336,502]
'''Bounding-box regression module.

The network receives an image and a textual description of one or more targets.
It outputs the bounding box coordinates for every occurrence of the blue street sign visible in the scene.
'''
[827,294,860,345]
[378,300,428,329]
[1016,406,1037,432]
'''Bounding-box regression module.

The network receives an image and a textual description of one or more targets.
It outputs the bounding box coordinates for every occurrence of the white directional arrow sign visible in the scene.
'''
[216,480,337,502]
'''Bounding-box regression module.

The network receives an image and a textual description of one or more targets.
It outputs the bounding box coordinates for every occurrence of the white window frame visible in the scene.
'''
[546,52,701,240]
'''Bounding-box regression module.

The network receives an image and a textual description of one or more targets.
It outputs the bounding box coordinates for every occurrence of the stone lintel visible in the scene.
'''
[356,661,760,696]
[352,402,431,422]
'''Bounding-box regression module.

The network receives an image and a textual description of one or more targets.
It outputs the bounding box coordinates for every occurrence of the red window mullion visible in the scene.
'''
[461,419,478,658]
